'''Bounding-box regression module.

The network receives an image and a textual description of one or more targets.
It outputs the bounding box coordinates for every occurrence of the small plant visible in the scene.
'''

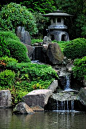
[31,39,43,45]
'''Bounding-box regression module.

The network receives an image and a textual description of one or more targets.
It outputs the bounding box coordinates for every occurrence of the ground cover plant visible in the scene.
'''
[0,56,58,104]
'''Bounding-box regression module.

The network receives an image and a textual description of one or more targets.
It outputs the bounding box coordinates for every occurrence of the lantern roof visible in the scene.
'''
[43,10,73,17]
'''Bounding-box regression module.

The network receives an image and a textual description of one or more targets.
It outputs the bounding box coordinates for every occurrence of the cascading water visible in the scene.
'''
[64,75,73,91]
[55,74,75,112]
[56,100,74,112]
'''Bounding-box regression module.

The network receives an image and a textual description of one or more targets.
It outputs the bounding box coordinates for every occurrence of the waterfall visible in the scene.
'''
[71,100,74,111]
[67,101,69,110]
[56,100,74,112]
[57,101,59,110]
[65,75,70,90]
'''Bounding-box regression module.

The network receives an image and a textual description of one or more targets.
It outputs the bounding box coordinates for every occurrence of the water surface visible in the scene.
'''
[0,109,86,129]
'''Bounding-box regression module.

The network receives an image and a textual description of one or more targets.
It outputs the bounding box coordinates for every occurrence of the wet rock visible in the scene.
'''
[16,26,31,45]
[83,79,86,87]
[78,87,86,106]
[24,44,34,59]
[13,102,34,114]
[31,105,44,112]
[0,90,12,108]
[66,62,74,72]
[47,43,64,65]
[43,36,52,44]
[22,89,52,108]
[48,80,58,92]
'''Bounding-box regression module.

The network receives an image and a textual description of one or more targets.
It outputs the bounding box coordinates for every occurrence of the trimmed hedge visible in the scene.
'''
[73,56,86,80]
[63,38,86,59]
[7,38,30,62]
[0,37,10,57]
[0,31,30,62]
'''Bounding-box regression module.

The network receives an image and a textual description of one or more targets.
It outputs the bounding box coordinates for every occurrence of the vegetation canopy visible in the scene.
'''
[0,2,38,35]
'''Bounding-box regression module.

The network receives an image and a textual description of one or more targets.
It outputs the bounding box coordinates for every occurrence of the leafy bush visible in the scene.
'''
[0,56,18,70]
[33,12,49,38]
[12,62,58,80]
[0,31,20,41]
[7,38,30,62]
[63,38,86,59]
[73,56,86,80]
[0,2,38,35]
[0,37,10,57]
[0,31,30,62]
[0,70,15,88]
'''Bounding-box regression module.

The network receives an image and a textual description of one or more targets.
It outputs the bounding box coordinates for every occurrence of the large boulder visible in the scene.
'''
[16,26,31,45]
[78,87,86,106]
[0,90,12,108]
[22,89,52,108]
[24,44,35,59]
[13,102,34,114]
[48,80,58,92]
[43,36,52,45]
[46,43,64,64]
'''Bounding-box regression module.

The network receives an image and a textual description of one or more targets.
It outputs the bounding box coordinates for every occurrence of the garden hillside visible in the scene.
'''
[0,2,86,106]
[0,31,58,104]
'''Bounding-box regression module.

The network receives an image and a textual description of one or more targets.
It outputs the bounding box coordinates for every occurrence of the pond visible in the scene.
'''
[0,109,86,129]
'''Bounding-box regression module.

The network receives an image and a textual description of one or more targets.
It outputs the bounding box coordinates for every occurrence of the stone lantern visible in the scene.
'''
[43,10,72,41]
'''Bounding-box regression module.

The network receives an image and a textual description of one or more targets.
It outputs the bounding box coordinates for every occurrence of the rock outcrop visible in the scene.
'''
[22,89,52,108]
[78,87,86,106]
[16,26,31,45]
[46,43,64,64]
[13,102,34,114]
[24,44,35,59]
[48,80,58,92]
[0,90,12,108]
[43,36,52,45]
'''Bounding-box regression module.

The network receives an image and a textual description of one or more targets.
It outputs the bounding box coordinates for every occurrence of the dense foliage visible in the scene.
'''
[0,31,30,62]
[63,38,86,59]
[0,70,15,88]
[0,57,58,103]
[73,56,86,80]
[0,1,86,38]
[0,37,10,57]
[56,0,86,38]
[0,0,56,13]
[0,2,38,35]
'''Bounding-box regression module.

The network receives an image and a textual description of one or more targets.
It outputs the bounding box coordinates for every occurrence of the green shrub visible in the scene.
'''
[7,38,30,62]
[31,39,43,45]
[0,56,18,70]
[0,31,20,41]
[0,31,31,62]
[0,37,10,57]
[63,38,86,59]
[10,62,58,80]
[0,70,15,88]
[73,56,86,80]
[0,2,38,35]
